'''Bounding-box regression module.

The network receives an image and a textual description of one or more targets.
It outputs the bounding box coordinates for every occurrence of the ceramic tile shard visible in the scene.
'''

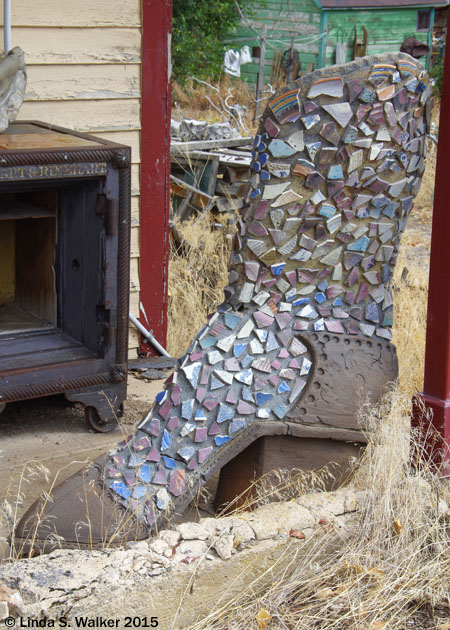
[322,103,353,127]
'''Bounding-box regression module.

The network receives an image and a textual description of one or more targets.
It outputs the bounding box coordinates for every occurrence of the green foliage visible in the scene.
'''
[430,60,444,97]
[172,0,250,84]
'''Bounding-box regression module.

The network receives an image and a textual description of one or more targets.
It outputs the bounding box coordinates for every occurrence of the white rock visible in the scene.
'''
[177,522,209,541]
[213,535,234,560]
[173,540,208,563]
[149,538,171,557]
[159,529,181,547]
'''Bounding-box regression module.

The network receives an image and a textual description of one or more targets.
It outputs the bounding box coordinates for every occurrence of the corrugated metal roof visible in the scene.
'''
[319,0,448,8]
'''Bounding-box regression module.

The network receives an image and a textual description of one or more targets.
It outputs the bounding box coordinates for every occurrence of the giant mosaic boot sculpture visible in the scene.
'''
[15,53,432,554]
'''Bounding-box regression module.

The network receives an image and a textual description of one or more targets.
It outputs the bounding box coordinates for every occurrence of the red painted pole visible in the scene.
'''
[412,15,450,475]
[139,0,172,356]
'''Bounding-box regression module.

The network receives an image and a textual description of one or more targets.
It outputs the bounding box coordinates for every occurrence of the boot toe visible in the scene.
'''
[13,456,149,557]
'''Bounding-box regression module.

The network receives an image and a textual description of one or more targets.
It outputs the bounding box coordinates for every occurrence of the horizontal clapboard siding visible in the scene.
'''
[10,1,142,355]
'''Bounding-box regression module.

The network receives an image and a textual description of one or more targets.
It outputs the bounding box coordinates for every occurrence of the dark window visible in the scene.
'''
[417,9,431,31]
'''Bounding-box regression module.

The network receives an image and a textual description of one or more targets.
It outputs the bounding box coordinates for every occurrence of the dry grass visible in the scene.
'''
[172,74,259,136]
[166,212,237,357]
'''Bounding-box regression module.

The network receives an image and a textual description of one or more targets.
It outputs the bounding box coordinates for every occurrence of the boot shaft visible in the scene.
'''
[224,53,431,342]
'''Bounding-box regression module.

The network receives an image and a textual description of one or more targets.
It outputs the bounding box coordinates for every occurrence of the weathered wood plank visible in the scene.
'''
[12,27,141,64]
[129,290,140,315]
[130,225,140,258]
[26,64,140,102]
[94,130,141,164]
[130,257,140,293]
[0,1,140,27]
[19,99,141,132]
[131,197,140,226]
[131,164,140,197]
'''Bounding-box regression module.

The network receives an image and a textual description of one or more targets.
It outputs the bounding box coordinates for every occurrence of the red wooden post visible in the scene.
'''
[139,0,172,356]
[412,16,450,475]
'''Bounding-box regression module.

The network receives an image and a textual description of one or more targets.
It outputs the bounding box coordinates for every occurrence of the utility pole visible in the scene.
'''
[254,24,267,120]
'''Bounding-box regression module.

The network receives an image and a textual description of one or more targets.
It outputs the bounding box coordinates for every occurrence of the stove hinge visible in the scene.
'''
[96,194,117,236]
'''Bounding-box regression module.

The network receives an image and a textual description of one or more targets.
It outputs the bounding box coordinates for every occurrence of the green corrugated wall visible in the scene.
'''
[326,8,432,69]
[225,2,434,85]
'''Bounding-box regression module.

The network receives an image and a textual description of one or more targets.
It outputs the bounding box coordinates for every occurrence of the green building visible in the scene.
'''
[226,0,448,84]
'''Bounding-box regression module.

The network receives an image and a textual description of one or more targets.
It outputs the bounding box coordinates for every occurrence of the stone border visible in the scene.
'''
[0,489,364,626]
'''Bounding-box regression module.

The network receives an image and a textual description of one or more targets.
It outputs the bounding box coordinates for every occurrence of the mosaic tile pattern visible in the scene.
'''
[103,53,430,527]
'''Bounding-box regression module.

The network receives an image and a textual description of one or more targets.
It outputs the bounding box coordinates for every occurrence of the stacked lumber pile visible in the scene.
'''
[170,137,253,221]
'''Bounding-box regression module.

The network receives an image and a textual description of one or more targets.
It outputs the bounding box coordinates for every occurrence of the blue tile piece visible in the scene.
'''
[243,386,254,402]
[333,298,343,306]
[292,297,310,307]
[233,343,247,358]
[268,139,296,157]
[225,312,241,329]
[258,152,268,166]
[181,399,195,420]
[260,170,270,180]
[366,302,380,323]
[155,391,166,405]
[317,280,328,291]
[241,355,253,368]
[161,429,171,451]
[278,381,290,394]
[257,141,267,152]
[163,455,176,468]
[215,435,232,446]
[138,465,152,483]
[252,161,261,172]
[274,403,289,419]
[230,419,246,434]
[210,375,226,390]
[132,485,148,499]
[266,331,280,352]
[253,134,261,148]
[195,408,207,422]
[319,204,336,218]
[111,481,131,500]
[250,188,261,199]
[217,402,234,423]
[271,262,286,276]
[315,292,326,304]
[347,236,370,252]
[199,335,217,349]
[285,288,297,302]
[256,392,274,406]
[328,165,344,180]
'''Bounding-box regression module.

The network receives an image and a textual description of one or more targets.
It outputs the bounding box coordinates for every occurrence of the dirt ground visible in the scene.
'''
[0,375,164,560]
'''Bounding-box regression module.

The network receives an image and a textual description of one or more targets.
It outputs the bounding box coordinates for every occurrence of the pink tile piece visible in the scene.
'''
[254,311,274,327]
[276,312,292,330]
[294,321,309,331]
[190,351,203,362]
[159,400,172,420]
[254,200,269,220]
[208,421,221,436]
[289,358,300,368]
[278,348,290,358]
[324,320,345,333]
[271,359,281,369]
[264,117,280,137]
[198,446,213,464]
[203,398,219,411]
[167,416,178,431]
[196,387,207,403]
[226,390,238,404]
[171,385,181,406]
[194,427,208,443]
[269,374,280,387]
[245,261,260,282]
[237,400,255,414]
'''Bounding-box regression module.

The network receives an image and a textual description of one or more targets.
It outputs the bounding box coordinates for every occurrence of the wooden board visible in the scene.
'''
[26,64,140,102]
[0,302,51,334]
[0,132,102,150]
[20,99,141,133]
[215,435,364,512]
[0,220,15,304]
[0,1,141,27]
[15,216,57,326]
[13,27,141,65]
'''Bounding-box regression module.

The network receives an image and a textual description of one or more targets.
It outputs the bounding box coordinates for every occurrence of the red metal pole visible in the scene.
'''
[139,0,172,356]
[412,16,450,474]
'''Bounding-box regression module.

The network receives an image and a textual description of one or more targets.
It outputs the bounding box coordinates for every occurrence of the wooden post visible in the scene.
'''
[139,0,172,356]
[411,13,450,475]
[254,24,267,120]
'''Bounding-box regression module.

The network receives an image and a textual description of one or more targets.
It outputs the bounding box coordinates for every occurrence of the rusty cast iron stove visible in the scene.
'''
[0,121,130,431]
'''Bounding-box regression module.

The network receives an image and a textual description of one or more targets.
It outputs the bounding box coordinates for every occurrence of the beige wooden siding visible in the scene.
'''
[8,1,142,356]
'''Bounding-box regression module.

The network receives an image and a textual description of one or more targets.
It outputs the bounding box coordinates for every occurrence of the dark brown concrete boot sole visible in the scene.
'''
[14,52,431,555]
